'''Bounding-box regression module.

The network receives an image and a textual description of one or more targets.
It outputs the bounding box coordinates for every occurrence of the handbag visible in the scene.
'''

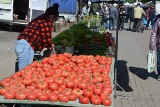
[147,50,156,73]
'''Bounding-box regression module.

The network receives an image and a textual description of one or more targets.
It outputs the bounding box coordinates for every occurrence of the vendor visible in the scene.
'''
[15,7,59,70]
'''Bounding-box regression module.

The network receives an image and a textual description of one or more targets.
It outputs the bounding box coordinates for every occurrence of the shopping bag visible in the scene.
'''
[147,50,155,73]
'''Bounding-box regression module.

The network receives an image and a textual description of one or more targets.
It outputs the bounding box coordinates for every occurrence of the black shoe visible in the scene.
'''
[157,75,160,81]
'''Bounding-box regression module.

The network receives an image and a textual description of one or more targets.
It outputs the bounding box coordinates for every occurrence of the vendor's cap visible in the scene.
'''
[45,7,59,16]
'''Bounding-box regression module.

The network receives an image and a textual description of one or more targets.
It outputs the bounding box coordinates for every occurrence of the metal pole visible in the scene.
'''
[113,0,120,96]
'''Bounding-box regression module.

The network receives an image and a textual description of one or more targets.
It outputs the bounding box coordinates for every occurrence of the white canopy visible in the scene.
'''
[124,2,131,6]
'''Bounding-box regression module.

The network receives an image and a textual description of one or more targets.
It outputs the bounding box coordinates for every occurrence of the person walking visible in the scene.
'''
[129,4,135,31]
[119,4,125,30]
[146,4,156,30]
[15,7,59,71]
[149,16,160,80]
[101,4,110,30]
[109,4,118,30]
[132,3,146,32]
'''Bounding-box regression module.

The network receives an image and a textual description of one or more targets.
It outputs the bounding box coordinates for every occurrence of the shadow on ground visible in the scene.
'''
[116,60,133,92]
[129,66,158,80]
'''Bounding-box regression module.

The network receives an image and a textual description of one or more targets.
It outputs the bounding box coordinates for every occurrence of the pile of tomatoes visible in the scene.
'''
[0,53,113,106]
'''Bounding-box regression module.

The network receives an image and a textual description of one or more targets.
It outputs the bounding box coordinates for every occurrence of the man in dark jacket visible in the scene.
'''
[146,5,156,29]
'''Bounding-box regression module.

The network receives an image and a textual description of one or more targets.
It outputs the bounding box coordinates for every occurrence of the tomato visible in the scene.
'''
[37,81,48,90]
[38,94,49,101]
[0,88,7,95]
[90,95,101,105]
[83,88,93,98]
[62,88,72,96]
[49,94,59,102]
[48,83,58,91]
[95,55,101,61]
[69,93,77,101]
[61,70,70,77]
[93,87,102,95]
[72,88,83,98]
[77,81,87,90]
[79,96,90,104]
[65,81,75,88]
[59,94,69,103]
[101,96,112,106]
[27,93,37,100]
[54,77,64,85]
[22,78,32,86]
[103,86,112,94]
[4,92,15,99]
[15,91,27,100]
[45,77,54,84]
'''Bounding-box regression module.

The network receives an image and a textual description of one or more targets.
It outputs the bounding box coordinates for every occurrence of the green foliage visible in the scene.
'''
[52,23,109,56]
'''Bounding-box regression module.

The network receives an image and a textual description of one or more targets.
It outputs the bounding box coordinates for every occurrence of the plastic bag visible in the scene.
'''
[147,50,155,73]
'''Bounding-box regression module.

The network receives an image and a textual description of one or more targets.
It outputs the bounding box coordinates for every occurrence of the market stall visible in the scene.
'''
[0,15,115,107]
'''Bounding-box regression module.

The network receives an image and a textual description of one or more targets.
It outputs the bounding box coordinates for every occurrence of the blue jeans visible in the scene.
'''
[157,49,160,75]
[103,20,110,30]
[15,39,34,70]
[110,17,116,29]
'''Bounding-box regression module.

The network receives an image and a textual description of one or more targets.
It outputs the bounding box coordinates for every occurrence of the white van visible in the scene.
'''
[0,0,49,26]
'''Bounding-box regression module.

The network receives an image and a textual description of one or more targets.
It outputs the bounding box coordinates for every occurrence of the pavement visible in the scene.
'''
[0,22,160,107]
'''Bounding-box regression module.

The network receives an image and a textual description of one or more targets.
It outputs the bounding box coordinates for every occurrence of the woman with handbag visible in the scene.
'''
[149,15,160,80]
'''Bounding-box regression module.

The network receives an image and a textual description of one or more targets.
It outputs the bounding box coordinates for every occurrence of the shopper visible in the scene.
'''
[132,3,146,32]
[109,4,118,30]
[149,16,160,80]
[129,4,135,31]
[15,7,59,71]
[146,4,156,30]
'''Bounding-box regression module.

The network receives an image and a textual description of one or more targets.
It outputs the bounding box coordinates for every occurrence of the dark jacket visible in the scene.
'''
[129,7,134,21]
[149,8,155,19]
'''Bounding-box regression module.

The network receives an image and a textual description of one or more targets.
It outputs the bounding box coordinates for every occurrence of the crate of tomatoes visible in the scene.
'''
[0,53,114,107]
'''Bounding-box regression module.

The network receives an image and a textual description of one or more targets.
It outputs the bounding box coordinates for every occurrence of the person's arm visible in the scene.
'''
[149,19,160,50]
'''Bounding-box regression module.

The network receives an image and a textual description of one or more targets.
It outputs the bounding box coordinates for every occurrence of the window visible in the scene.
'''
[0,0,12,4]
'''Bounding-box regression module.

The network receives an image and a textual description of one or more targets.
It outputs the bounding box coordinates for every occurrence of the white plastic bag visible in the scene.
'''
[147,50,156,73]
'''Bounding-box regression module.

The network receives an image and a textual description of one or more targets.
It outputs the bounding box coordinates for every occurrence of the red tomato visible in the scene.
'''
[37,81,48,90]
[93,87,102,95]
[101,96,112,106]
[15,91,27,100]
[48,83,58,91]
[22,78,32,86]
[79,96,90,104]
[54,77,64,85]
[61,70,70,78]
[0,88,7,95]
[38,94,48,101]
[69,93,77,101]
[27,93,37,100]
[59,94,69,103]
[83,89,93,98]
[77,82,87,90]
[4,92,15,99]
[49,94,59,102]
[62,88,72,96]
[90,95,101,105]
[72,88,83,98]
[65,81,75,88]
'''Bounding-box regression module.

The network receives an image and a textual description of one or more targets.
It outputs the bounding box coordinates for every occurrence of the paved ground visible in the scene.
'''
[0,23,160,107]
[112,25,160,107]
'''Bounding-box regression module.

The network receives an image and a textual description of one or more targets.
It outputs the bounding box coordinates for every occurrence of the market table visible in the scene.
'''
[0,59,115,107]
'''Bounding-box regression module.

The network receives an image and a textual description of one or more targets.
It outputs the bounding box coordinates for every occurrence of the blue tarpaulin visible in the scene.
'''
[50,0,77,14]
